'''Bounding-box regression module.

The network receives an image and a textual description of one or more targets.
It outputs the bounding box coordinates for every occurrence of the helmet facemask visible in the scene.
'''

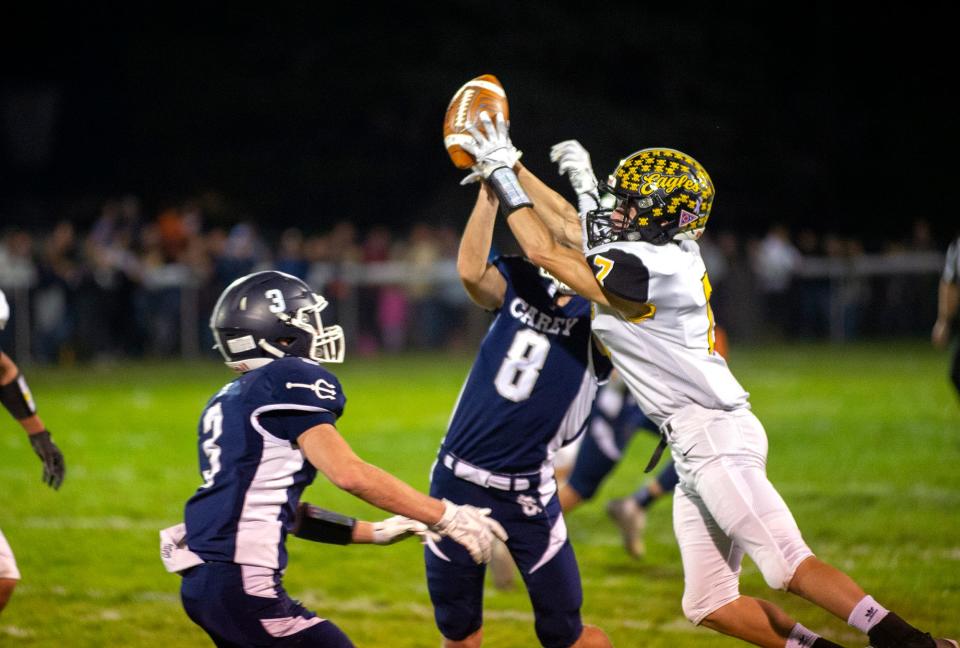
[273,294,345,364]
[586,188,670,247]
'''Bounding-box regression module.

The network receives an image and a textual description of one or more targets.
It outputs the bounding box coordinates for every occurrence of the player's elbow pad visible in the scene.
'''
[292,502,356,545]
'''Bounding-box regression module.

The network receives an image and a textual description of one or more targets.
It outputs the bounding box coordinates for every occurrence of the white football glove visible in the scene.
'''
[459,111,522,186]
[371,515,430,545]
[430,499,509,564]
[550,139,600,218]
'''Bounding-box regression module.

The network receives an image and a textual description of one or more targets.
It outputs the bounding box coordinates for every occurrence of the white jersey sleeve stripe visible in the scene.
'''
[250,404,332,446]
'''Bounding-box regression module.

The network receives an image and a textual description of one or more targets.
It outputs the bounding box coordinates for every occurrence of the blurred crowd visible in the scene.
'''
[0,194,949,364]
[0,194,475,363]
[703,218,943,344]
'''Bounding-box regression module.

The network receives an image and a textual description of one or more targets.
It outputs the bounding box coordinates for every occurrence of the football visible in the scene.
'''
[443,74,509,169]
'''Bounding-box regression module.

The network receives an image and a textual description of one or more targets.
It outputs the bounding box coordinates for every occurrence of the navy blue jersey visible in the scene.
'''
[184,357,346,570]
[441,256,610,474]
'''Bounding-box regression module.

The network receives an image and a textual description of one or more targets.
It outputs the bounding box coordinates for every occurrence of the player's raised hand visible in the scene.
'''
[550,140,599,198]
[371,515,431,545]
[29,430,65,490]
[460,112,522,186]
[430,499,509,564]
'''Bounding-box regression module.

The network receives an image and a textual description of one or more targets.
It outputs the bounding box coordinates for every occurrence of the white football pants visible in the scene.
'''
[664,404,813,624]
[0,529,20,580]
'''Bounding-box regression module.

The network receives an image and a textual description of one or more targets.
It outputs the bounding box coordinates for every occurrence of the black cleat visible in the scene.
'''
[867,612,957,648]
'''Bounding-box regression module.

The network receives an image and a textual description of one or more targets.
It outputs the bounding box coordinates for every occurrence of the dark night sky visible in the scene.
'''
[1,3,953,248]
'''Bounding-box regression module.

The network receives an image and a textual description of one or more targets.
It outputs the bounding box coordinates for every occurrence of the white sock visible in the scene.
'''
[786,622,820,647]
[847,595,889,633]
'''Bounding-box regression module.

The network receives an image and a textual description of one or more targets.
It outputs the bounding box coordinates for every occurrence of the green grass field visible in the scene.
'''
[1,342,957,647]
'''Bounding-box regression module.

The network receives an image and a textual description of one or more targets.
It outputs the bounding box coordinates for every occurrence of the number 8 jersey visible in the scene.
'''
[586,239,749,426]
[440,256,610,475]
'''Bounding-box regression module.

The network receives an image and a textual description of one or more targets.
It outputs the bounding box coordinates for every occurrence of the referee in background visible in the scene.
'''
[933,234,960,400]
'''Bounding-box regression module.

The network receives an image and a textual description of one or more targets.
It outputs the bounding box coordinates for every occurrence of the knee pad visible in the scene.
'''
[426,553,484,641]
[754,540,814,591]
[681,574,740,625]
[532,608,583,648]
[747,507,813,590]
[435,608,482,643]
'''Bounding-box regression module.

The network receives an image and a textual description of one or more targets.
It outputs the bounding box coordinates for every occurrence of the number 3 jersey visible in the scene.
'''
[440,256,611,475]
[183,357,346,570]
[586,239,749,426]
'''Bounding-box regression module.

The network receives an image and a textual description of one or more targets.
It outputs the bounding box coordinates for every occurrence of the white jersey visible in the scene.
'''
[586,239,749,426]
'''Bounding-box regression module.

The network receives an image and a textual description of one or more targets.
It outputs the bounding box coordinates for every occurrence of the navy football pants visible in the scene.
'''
[425,464,583,648]
[181,562,353,647]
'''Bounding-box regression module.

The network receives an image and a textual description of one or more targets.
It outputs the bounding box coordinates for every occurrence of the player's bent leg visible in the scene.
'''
[701,596,801,648]
[425,470,491,642]
[557,483,583,513]
[565,417,621,508]
[0,578,17,614]
[697,461,812,590]
[570,624,612,648]
[787,555,865,619]
[180,563,353,648]
[789,559,958,648]
[681,409,813,592]
[274,619,353,647]
[672,486,744,626]
[654,460,679,495]
[425,532,486,643]
[605,495,647,558]
[520,541,586,648]
[443,627,483,648]
[510,497,596,648]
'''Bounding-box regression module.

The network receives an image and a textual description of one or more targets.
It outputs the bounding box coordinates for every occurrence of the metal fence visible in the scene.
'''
[0,252,946,364]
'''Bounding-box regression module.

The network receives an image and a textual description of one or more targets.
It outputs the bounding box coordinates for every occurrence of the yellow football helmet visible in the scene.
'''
[586,148,715,247]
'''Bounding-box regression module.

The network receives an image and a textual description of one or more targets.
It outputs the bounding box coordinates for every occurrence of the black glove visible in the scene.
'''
[29,430,65,490]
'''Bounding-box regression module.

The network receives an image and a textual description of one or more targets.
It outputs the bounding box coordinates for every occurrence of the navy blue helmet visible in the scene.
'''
[210,271,345,372]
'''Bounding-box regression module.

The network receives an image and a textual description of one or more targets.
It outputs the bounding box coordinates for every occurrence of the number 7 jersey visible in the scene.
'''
[440,256,610,474]
[586,239,749,426]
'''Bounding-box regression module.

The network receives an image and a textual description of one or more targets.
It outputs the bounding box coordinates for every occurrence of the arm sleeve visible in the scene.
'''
[258,362,347,442]
[586,248,651,303]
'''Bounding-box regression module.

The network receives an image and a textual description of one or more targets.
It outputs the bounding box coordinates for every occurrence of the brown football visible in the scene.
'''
[443,74,509,169]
